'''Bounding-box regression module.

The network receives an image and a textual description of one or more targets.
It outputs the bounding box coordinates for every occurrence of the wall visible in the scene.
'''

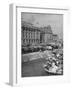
[0,0,72,89]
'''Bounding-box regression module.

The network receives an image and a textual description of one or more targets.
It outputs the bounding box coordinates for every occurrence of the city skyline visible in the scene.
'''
[21,12,63,39]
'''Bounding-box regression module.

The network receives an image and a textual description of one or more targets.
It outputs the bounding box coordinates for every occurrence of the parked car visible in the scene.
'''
[52,45,59,50]
[46,45,53,50]
[22,47,29,54]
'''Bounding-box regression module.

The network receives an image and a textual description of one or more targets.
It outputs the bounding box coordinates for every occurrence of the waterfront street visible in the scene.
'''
[22,49,63,77]
[22,58,61,77]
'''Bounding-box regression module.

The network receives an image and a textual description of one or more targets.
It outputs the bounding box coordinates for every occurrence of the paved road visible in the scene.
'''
[22,58,60,77]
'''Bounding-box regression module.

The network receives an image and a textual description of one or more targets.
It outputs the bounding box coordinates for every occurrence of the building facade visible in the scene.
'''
[21,22,53,46]
[52,34,59,42]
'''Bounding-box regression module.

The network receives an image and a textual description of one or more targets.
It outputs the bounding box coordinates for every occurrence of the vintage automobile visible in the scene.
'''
[46,45,53,50]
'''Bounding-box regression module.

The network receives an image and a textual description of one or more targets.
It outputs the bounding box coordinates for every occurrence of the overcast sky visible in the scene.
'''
[21,12,63,39]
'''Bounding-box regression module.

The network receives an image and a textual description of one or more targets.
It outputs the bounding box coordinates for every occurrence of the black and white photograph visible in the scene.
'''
[21,12,63,77]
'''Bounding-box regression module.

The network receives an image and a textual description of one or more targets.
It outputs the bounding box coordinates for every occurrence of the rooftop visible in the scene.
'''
[22,21,53,34]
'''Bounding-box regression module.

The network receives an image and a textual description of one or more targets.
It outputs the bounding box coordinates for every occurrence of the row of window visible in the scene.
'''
[23,39,41,44]
[22,30,40,39]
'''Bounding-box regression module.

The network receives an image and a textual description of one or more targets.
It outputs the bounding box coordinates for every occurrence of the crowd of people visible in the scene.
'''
[43,48,63,75]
